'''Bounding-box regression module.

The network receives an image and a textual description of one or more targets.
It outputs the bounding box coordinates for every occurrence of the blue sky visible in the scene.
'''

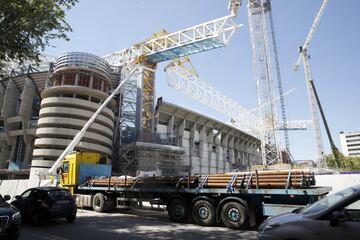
[45,0,360,161]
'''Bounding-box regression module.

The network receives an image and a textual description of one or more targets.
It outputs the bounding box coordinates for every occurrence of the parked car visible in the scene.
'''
[257,184,360,240]
[0,194,22,240]
[11,187,77,226]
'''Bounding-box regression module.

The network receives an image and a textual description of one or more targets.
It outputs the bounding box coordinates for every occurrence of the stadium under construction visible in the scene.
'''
[0,52,262,180]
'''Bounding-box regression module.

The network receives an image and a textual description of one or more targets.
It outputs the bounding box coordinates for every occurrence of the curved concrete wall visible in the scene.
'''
[30,52,114,180]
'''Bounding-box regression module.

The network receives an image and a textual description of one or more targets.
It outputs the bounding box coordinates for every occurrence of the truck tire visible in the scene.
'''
[92,193,105,212]
[220,201,248,229]
[167,198,188,223]
[191,199,216,226]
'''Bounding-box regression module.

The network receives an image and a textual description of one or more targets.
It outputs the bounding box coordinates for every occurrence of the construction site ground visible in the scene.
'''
[19,208,257,240]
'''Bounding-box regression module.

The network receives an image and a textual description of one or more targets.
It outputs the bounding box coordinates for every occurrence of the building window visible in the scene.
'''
[93,76,102,90]
[103,82,109,93]
[53,74,62,86]
[63,72,76,85]
[75,94,89,101]
[346,134,360,139]
[78,73,90,87]
[62,93,74,98]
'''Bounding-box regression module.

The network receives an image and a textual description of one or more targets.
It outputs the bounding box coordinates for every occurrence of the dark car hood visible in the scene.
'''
[259,212,306,233]
[0,201,18,216]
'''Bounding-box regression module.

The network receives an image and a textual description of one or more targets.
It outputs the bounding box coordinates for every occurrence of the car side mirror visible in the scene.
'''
[15,195,22,200]
[330,210,347,227]
[3,195,11,201]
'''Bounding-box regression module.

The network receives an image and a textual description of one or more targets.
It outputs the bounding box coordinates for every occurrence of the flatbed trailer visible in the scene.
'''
[60,152,331,229]
[73,177,331,229]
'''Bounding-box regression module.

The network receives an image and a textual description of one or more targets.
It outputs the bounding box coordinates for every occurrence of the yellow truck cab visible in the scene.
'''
[60,152,111,193]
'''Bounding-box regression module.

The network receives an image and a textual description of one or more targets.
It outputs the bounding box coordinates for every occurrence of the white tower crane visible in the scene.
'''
[293,0,329,166]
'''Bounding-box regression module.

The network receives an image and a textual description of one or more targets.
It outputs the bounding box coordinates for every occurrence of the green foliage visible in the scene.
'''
[325,154,360,170]
[0,0,77,73]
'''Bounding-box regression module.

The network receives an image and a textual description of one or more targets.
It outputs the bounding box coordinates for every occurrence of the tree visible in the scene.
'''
[325,154,360,171]
[0,0,77,74]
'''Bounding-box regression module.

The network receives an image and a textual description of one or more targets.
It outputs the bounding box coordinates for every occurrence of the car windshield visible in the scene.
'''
[48,190,72,201]
[300,186,358,215]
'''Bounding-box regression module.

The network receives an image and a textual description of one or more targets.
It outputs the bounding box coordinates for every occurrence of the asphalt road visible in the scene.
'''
[19,208,257,240]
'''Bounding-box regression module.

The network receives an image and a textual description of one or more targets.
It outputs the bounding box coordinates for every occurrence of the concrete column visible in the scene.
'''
[89,74,94,88]
[208,130,214,174]
[0,84,6,113]
[199,126,207,174]
[75,73,79,85]
[1,80,19,118]
[178,119,186,147]
[167,116,174,137]
[22,142,33,169]
[0,141,10,168]
[214,133,221,173]
[239,140,246,170]
[19,78,36,131]
[189,123,196,174]
[221,133,229,172]
[228,135,235,171]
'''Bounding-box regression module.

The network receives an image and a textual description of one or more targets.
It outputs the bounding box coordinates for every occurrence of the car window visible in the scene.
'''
[62,161,69,173]
[29,190,43,200]
[345,199,360,210]
[0,195,4,203]
[48,190,72,201]
[344,198,360,222]
[300,186,357,215]
[21,189,32,198]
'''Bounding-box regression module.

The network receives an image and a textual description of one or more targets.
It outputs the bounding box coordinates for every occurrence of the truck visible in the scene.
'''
[59,151,331,229]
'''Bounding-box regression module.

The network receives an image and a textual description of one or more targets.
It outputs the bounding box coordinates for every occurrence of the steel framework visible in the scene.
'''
[248,0,280,165]
[104,10,242,145]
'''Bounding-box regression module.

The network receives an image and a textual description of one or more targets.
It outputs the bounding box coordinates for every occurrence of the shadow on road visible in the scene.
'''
[20,209,257,240]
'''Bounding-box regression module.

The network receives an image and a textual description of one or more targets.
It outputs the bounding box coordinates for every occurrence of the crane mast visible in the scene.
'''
[248,0,280,165]
[293,0,329,166]
[267,0,290,153]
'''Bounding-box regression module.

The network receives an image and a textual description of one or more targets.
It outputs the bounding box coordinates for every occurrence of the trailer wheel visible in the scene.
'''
[220,201,248,229]
[167,198,188,223]
[192,200,215,226]
[92,193,105,212]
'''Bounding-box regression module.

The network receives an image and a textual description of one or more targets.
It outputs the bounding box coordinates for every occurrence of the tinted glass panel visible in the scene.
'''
[48,190,72,201]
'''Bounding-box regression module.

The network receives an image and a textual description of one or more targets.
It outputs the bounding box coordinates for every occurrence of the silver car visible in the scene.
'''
[257,185,360,240]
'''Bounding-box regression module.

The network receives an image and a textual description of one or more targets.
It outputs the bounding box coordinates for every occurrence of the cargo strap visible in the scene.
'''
[226,174,237,193]
[196,175,208,194]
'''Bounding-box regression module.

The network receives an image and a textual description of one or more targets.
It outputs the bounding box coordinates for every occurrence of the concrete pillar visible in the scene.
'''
[199,126,207,174]
[189,123,196,174]
[239,140,246,170]
[214,133,221,173]
[167,116,174,137]
[19,78,36,131]
[75,73,79,85]
[208,130,215,174]
[89,74,94,88]
[0,141,10,168]
[0,84,6,113]
[221,133,229,172]
[178,119,186,147]
[1,80,19,118]
[228,135,235,171]
[22,142,33,169]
